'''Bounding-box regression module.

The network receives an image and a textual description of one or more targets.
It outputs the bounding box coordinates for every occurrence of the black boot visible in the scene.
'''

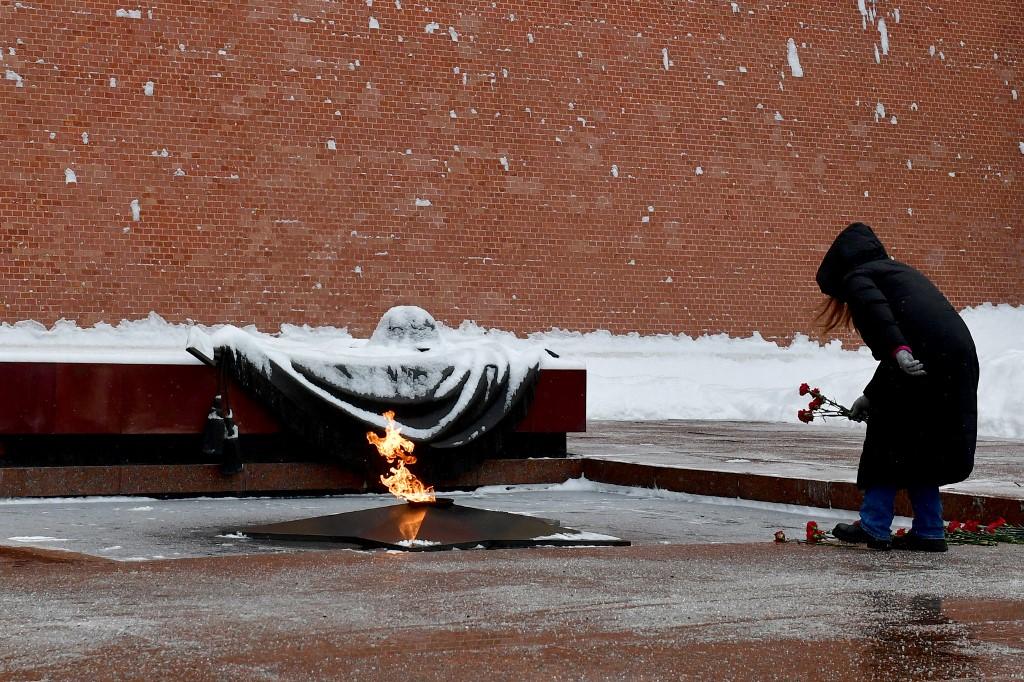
[832,522,891,550]
[892,531,948,552]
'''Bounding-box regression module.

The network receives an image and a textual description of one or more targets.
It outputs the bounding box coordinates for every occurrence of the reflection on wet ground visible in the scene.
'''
[2,543,1023,680]
[945,598,1024,655]
[861,593,979,680]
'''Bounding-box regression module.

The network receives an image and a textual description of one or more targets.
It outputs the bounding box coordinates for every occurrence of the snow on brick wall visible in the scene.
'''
[0,1,1020,339]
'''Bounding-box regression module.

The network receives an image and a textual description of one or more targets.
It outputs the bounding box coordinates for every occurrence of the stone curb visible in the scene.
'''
[1,459,1021,525]
[574,459,1024,526]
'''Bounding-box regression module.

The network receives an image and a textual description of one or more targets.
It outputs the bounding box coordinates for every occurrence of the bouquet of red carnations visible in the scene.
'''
[944,518,1024,545]
[773,518,1024,546]
[796,383,859,423]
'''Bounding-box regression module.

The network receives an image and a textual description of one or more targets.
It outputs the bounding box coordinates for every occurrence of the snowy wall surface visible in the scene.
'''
[1,304,1020,439]
[0,2,1020,337]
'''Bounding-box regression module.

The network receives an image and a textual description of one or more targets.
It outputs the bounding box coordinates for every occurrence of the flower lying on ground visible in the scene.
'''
[805,521,827,543]
[986,518,1008,533]
[773,518,1024,546]
[945,517,1023,545]
[796,384,857,423]
[772,521,835,545]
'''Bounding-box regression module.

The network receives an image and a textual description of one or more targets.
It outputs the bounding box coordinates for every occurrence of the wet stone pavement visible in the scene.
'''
[1,540,1022,681]
[0,484,914,560]
[1,419,1023,680]
[1,485,1023,680]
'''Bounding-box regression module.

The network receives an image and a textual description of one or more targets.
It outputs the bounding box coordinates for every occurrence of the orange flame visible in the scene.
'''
[367,411,436,503]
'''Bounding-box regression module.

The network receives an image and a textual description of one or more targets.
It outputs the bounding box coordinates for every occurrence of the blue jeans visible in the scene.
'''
[859,486,945,540]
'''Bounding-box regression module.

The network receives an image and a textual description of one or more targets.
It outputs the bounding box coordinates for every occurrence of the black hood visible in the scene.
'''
[815,223,889,298]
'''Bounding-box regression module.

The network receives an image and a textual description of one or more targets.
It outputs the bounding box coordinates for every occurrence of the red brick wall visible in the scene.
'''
[1,1,1020,340]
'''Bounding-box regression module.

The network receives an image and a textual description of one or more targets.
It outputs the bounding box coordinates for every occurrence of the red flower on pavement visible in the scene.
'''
[944,518,1024,547]
[985,518,1007,534]
[774,530,787,543]
[809,387,821,398]
[895,528,907,537]
[805,521,826,543]
[797,409,814,423]
[809,396,824,410]
[799,383,811,396]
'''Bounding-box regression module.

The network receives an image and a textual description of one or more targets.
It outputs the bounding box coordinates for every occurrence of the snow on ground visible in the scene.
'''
[0,304,1021,438]
[516,303,1023,439]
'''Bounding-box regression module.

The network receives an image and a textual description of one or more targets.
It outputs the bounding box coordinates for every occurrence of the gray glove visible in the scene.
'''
[895,348,927,376]
[850,394,870,422]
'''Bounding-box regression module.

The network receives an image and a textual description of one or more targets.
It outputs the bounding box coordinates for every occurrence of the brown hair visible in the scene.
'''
[815,296,852,337]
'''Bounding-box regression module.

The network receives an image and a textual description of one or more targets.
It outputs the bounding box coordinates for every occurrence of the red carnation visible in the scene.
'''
[946,520,962,533]
[774,530,787,543]
[806,521,823,543]
[963,520,980,533]
[795,385,858,425]
[984,518,1007,534]
[895,528,907,537]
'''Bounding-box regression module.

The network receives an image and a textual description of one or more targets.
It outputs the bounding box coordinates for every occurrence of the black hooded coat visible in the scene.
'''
[816,223,979,489]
